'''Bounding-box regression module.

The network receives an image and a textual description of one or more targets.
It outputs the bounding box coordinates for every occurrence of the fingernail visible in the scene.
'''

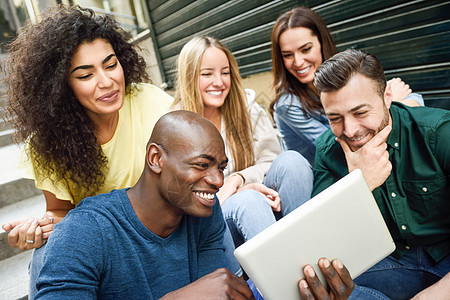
[307,266,315,277]
[300,280,308,289]
[43,233,49,239]
[323,258,330,268]
[334,260,343,269]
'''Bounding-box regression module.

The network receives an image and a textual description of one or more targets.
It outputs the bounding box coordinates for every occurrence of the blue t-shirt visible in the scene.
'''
[35,189,229,299]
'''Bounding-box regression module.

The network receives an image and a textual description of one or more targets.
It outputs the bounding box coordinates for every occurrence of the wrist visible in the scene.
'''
[229,173,245,189]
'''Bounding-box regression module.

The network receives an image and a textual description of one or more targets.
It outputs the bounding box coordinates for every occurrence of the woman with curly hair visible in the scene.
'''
[172,36,313,248]
[1,5,172,297]
[270,7,424,166]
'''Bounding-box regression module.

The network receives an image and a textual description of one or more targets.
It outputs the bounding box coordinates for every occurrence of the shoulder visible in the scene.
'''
[244,88,267,115]
[66,189,127,223]
[315,129,338,153]
[128,83,173,104]
[392,103,450,130]
[274,93,299,109]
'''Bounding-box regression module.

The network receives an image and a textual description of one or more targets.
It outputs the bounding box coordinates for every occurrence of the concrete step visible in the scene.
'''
[0,143,23,185]
[0,194,46,261]
[0,250,31,300]
[0,128,14,147]
[0,144,41,209]
[0,178,41,210]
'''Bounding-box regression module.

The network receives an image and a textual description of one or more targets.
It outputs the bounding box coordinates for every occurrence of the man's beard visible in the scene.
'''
[340,104,390,150]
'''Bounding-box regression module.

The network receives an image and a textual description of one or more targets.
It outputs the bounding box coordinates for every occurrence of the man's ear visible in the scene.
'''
[384,83,393,109]
[147,143,163,174]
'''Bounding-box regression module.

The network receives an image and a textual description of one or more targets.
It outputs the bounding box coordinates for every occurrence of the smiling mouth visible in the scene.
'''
[346,132,370,143]
[296,66,311,75]
[97,90,119,102]
[193,191,216,200]
[207,91,222,96]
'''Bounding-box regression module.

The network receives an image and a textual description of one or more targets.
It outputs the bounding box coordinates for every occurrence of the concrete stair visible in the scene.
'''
[0,55,46,299]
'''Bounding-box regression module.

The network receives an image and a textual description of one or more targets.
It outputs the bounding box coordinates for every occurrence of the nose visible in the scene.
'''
[212,74,223,87]
[97,70,113,88]
[343,117,359,138]
[293,53,304,67]
[205,168,224,189]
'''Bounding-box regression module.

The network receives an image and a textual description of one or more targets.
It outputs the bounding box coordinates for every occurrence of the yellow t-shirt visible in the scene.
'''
[21,83,173,205]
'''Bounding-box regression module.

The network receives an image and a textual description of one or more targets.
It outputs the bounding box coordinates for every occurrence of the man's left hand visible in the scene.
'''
[299,258,354,299]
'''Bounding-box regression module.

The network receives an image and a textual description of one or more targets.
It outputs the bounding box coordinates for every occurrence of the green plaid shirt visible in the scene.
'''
[313,102,450,262]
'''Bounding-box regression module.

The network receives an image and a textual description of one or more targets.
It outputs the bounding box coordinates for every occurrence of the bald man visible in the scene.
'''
[35,111,353,299]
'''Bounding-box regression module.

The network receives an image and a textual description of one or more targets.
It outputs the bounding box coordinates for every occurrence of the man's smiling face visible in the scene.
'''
[321,73,392,152]
[158,124,228,218]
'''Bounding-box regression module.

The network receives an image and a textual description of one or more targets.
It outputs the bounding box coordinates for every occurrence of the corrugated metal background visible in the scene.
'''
[146,0,450,109]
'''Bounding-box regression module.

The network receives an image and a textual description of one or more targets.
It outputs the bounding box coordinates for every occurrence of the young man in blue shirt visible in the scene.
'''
[35,110,353,299]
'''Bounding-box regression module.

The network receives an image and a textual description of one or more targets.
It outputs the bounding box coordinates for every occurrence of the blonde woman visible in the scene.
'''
[172,36,313,247]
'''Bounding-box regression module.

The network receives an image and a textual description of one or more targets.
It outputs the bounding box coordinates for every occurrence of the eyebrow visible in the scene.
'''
[350,103,371,112]
[200,66,230,71]
[198,154,228,166]
[71,54,116,74]
[326,103,372,116]
[281,42,312,53]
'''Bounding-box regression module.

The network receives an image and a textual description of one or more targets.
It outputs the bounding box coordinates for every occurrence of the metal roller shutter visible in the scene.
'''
[146,0,450,109]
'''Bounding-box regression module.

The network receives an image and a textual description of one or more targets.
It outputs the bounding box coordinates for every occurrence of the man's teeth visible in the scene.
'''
[207,91,222,96]
[297,67,310,74]
[349,134,367,141]
[194,192,215,200]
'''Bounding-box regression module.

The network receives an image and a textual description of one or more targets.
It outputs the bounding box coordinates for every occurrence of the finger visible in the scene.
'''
[299,279,316,300]
[335,137,352,154]
[318,258,348,299]
[365,125,391,148]
[272,195,281,212]
[303,265,329,299]
[265,195,281,212]
[25,219,39,249]
[18,219,33,250]
[332,260,355,293]
[38,216,54,227]
[40,224,55,234]
[253,184,278,197]
[2,223,12,231]
[7,224,22,247]
[2,218,31,231]
[34,225,45,248]
[232,279,255,300]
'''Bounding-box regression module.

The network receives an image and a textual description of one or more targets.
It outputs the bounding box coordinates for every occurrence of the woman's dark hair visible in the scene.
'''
[270,6,337,116]
[2,5,149,198]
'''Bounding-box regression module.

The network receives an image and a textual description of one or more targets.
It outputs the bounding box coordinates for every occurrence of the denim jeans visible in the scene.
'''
[222,150,313,247]
[247,274,390,299]
[354,247,450,299]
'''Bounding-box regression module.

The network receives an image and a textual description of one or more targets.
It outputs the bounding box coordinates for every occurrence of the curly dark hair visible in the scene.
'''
[2,5,150,199]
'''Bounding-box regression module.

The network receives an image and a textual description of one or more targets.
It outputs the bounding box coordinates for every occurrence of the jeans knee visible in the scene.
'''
[222,189,269,217]
[274,151,312,177]
[231,189,267,206]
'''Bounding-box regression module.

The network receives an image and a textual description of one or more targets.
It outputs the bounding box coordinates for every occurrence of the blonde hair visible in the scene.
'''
[172,36,255,171]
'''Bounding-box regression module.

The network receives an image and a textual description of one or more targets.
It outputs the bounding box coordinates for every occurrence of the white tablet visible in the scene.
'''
[234,169,395,300]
